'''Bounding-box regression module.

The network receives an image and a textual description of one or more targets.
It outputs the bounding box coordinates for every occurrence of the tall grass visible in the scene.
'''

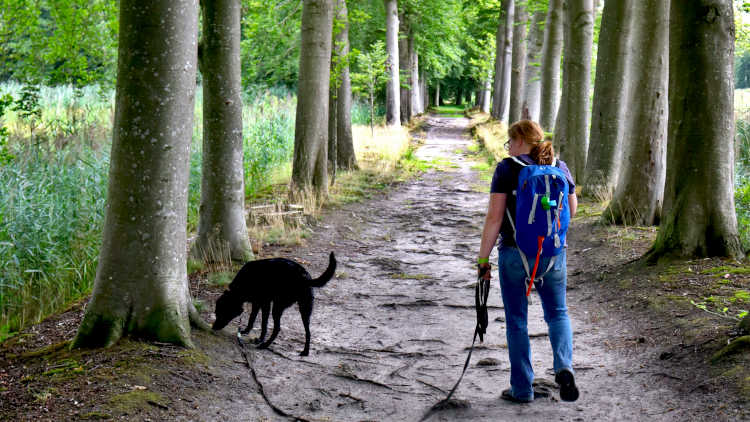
[0,82,297,340]
[351,100,385,125]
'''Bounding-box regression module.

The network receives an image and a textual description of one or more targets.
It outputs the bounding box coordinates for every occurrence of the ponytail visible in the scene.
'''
[530,141,555,165]
[508,120,555,164]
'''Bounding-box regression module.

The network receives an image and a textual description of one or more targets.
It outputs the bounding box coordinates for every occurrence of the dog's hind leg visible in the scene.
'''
[241,304,259,335]
[258,304,283,350]
[298,299,313,356]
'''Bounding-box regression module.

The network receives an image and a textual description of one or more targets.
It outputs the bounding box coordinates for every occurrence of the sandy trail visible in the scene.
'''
[204,115,711,421]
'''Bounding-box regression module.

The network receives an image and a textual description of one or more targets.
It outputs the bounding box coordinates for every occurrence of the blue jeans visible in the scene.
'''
[498,246,573,401]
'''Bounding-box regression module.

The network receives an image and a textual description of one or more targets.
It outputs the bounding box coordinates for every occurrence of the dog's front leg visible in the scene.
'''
[241,304,259,335]
[258,304,282,350]
[256,302,271,344]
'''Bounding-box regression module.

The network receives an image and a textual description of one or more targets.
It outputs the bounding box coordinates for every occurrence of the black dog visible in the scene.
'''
[212,252,336,356]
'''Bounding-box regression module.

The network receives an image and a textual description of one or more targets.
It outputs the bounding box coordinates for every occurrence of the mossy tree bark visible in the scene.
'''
[522,8,544,122]
[73,0,199,348]
[584,0,632,199]
[384,0,401,126]
[554,0,593,184]
[335,0,357,170]
[539,0,563,131]
[604,0,667,226]
[492,0,513,121]
[648,0,743,259]
[192,0,252,263]
[291,0,333,197]
[508,1,527,124]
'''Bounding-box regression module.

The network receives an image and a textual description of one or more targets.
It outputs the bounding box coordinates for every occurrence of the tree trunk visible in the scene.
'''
[328,70,337,183]
[492,0,514,121]
[522,8,544,122]
[435,82,440,106]
[509,1,527,123]
[456,85,463,106]
[554,0,593,184]
[482,79,491,113]
[335,0,357,170]
[648,0,743,259]
[420,68,427,111]
[73,0,199,348]
[539,0,563,131]
[410,39,421,115]
[584,0,632,199]
[384,0,401,126]
[192,0,251,264]
[291,0,333,196]
[399,16,411,123]
[604,0,667,226]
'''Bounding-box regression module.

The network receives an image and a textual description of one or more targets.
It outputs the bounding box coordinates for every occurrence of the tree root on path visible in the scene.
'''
[235,338,311,422]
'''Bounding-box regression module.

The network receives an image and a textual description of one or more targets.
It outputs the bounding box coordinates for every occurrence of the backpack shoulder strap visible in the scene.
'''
[510,156,528,167]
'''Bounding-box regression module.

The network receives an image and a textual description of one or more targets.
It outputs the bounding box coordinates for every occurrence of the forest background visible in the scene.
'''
[0,0,749,342]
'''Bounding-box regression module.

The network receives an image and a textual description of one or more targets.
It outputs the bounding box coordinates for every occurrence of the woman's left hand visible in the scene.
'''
[478,263,491,280]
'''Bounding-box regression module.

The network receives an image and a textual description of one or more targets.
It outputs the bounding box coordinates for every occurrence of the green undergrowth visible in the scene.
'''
[430,104,467,118]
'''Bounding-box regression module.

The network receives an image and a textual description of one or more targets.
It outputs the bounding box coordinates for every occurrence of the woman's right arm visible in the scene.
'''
[568,193,577,217]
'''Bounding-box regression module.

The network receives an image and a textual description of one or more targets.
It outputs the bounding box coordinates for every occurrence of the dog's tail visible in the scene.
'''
[309,252,336,287]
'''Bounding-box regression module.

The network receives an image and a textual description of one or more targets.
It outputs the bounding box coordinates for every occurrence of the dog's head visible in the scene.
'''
[212,290,244,331]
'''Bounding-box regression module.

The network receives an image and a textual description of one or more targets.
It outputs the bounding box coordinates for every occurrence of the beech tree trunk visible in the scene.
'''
[649,0,743,259]
[554,0,593,184]
[492,0,514,121]
[522,8,544,122]
[384,0,400,126]
[420,68,427,111]
[328,68,337,183]
[410,38,421,115]
[335,0,357,170]
[539,0,563,131]
[399,16,411,123]
[435,82,440,106]
[508,2,527,124]
[193,0,251,263]
[73,0,199,348]
[604,0,667,226]
[291,0,333,196]
[584,0,632,199]
[482,79,491,113]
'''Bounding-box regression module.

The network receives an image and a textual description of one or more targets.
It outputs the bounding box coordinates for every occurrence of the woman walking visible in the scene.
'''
[477,120,580,403]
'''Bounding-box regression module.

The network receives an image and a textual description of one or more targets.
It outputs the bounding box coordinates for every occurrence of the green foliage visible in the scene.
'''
[13,84,42,140]
[0,0,118,86]
[737,54,750,89]
[242,92,296,197]
[351,100,384,125]
[240,0,303,87]
[0,93,14,163]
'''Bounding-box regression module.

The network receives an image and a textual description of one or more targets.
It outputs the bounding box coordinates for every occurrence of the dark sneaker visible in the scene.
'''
[501,388,533,403]
[555,369,579,402]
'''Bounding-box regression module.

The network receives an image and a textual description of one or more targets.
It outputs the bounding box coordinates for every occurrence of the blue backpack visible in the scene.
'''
[505,156,570,296]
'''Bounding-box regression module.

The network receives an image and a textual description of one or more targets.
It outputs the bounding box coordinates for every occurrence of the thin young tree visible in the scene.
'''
[73,0,202,348]
[335,0,357,170]
[492,0,514,121]
[192,0,252,263]
[399,16,412,123]
[604,0,667,226]
[291,0,334,197]
[648,0,743,259]
[539,0,563,131]
[554,0,593,183]
[351,40,388,137]
[384,0,401,126]
[508,1,527,123]
[522,6,545,122]
[584,0,632,199]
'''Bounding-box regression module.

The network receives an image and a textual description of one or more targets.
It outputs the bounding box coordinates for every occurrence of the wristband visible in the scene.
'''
[477,257,489,264]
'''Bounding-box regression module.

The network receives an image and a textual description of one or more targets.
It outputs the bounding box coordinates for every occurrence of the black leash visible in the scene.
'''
[235,331,310,422]
[419,274,490,421]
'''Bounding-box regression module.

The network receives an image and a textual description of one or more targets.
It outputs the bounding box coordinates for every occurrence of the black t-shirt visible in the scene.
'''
[490,154,576,248]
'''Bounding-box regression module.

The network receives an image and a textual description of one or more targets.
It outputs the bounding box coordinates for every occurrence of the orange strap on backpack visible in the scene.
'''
[526,236,544,296]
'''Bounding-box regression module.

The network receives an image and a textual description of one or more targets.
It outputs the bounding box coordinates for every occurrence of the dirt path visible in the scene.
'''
[195,115,739,421]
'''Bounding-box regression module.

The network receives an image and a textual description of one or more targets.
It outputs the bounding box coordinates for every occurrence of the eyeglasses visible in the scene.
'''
[504,140,512,150]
